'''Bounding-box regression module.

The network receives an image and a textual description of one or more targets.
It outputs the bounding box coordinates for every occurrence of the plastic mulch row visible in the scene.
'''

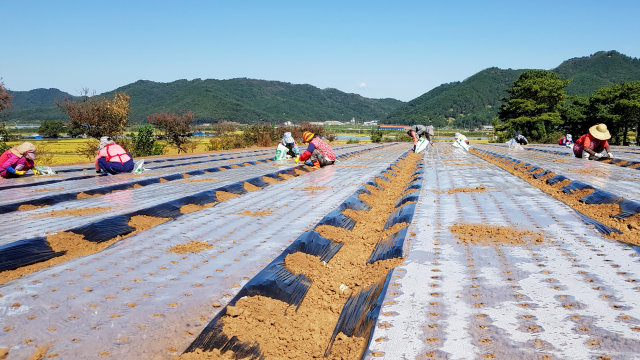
[0,146,388,276]
[184,149,413,358]
[474,149,640,234]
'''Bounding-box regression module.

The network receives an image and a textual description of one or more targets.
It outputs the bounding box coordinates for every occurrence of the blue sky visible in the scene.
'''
[2,0,639,101]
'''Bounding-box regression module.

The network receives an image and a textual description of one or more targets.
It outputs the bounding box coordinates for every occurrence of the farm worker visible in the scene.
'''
[453,133,470,151]
[558,134,573,146]
[573,124,613,160]
[274,132,301,162]
[514,132,529,145]
[95,136,134,175]
[407,125,434,151]
[0,142,37,178]
[299,131,336,169]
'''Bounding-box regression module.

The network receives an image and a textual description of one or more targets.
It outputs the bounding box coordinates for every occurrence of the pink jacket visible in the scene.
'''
[0,150,34,178]
[94,144,131,170]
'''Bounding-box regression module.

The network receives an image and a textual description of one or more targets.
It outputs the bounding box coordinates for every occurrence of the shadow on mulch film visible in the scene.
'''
[324,270,393,359]
[0,238,66,272]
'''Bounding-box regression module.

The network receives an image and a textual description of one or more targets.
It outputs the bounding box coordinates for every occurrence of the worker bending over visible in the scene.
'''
[299,131,336,168]
[0,142,36,178]
[407,125,433,152]
[514,132,528,145]
[558,134,573,147]
[274,132,300,161]
[95,136,134,175]
[573,124,613,160]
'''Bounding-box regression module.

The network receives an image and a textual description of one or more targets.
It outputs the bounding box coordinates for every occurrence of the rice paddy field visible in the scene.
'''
[0,141,639,359]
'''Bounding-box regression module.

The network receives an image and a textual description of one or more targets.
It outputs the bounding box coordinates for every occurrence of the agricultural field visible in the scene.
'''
[0,141,639,359]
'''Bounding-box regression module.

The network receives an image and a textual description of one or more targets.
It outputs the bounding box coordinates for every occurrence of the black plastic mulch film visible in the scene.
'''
[485,143,640,170]
[0,145,386,276]
[184,151,424,359]
[474,149,640,236]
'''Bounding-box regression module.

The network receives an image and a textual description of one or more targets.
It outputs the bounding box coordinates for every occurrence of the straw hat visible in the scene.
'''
[589,124,611,140]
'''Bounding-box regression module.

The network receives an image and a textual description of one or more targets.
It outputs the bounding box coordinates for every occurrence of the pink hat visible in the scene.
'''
[26,152,36,160]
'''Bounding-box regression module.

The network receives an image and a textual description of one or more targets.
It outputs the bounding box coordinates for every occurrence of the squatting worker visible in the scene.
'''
[559,134,573,146]
[407,125,433,151]
[95,136,134,175]
[281,132,300,160]
[299,131,336,169]
[573,123,613,160]
[0,142,36,178]
[514,132,529,145]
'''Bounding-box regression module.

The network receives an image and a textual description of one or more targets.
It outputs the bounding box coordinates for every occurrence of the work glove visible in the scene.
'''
[32,169,40,176]
[14,170,26,176]
[608,153,614,158]
[294,157,299,164]
[593,153,603,159]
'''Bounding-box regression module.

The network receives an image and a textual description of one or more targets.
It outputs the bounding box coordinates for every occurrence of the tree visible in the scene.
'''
[497,70,571,142]
[38,120,67,138]
[0,122,14,153]
[127,125,165,157]
[0,79,11,115]
[148,110,194,153]
[56,90,131,139]
[585,82,640,145]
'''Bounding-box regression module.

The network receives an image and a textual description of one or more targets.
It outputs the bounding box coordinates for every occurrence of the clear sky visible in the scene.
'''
[2,0,639,101]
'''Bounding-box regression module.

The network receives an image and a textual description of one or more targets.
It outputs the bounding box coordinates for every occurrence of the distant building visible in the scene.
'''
[324,121,343,126]
[363,121,378,126]
[350,117,355,124]
[309,122,325,126]
[482,125,494,131]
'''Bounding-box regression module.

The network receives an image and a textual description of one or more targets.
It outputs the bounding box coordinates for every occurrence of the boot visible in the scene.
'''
[313,161,321,169]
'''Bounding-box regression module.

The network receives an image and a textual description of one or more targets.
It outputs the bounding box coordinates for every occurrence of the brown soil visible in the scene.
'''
[449,223,546,246]
[472,149,640,245]
[235,209,274,217]
[294,168,308,175]
[17,204,49,211]
[553,159,572,162]
[435,185,487,195]
[180,203,217,214]
[77,192,102,199]
[34,187,63,192]
[167,240,214,254]
[132,183,143,189]
[292,186,328,191]
[279,173,295,180]
[243,182,262,192]
[262,176,281,185]
[37,206,111,218]
[172,348,237,359]
[181,178,220,183]
[203,152,422,359]
[230,165,241,169]
[442,159,463,162]
[0,215,169,285]
[27,344,53,360]
[159,178,169,183]
[182,173,192,179]
[0,348,7,360]
[216,191,241,201]
[242,163,252,166]
[630,163,640,169]
[567,169,609,177]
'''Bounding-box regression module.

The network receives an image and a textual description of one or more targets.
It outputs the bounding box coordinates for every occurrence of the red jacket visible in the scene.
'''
[300,137,336,162]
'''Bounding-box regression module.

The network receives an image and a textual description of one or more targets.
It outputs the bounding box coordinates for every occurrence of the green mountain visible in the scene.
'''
[5,78,403,124]
[386,50,640,127]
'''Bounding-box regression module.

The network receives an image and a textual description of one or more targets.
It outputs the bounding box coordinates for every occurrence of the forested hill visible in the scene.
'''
[5,78,404,123]
[385,50,640,127]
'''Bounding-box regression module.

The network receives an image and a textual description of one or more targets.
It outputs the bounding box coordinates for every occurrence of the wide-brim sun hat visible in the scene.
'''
[589,123,611,140]
[302,131,315,142]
